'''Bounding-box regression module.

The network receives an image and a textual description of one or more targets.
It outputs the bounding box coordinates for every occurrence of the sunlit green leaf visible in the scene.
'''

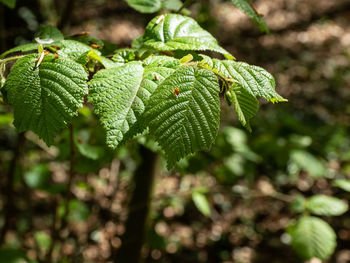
[288,216,336,260]
[4,54,88,145]
[231,0,269,33]
[137,14,233,59]
[125,0,161,13]
[333,179,350,192]
[144,66,220,167]
[192,191,211,217]
[307,195,348,216]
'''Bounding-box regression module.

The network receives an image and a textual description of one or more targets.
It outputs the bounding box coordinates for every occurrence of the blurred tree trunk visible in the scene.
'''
[115,146,159,263]
[0,132,25,244]
[58,0,77,31]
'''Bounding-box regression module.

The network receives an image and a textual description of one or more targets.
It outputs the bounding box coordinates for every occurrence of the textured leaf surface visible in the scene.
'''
[289,216,336,260]
[144,66,220,167]
[307,195,348,216]
[35,25,64,43]
[125,0,161,13]
[89,57,179,148]
[57,40,97,61]
[203,58,285,102]
[89,62,144,148]
[139,14,233,59]
[231,0,269,33]
[0,43,39,58]
[4,54,88,145]
[112,48,137,65]
[226,85,259,131]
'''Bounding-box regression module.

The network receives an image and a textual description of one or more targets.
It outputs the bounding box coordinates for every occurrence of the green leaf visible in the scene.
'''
[112,48,137,64]
[76,50,102,65]
[57,40,97,61]
[162,0,183,11]
[0,43,39,58]
[290,195,306,213]
[290,150,326,178]
[24,164,51,188]
[288,216,336,260]
[307,195,348,216]
[34,231,51,251]
[35,25,64,44]
[138,14,233,59]
[89,62,144,148]
[192,191,211,217]
[4,54,88,145]
[333,179,350,192]
[89,57,179,148]
[76,142,104,160]
[0,0,16,8]
[231,0,269,33]
[67,200,89,222]
[125,0,161,13]
[226,85,259,131]
[0,248,27,263]
[202,58,286,102]
[144,66,220,167]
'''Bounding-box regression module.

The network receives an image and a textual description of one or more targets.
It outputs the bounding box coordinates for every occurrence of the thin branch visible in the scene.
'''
[61,124,75,226]
[177,0,195,13]
[45,198,59,263]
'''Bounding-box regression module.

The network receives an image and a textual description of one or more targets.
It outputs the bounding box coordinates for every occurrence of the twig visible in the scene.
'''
[177,0,195,13]
[46,125,75,261]
[61,124,75,226]
[45,198,59,263]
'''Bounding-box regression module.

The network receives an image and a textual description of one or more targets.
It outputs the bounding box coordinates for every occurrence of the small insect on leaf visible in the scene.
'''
[90,44,102,49]
[54,53,59,59]
[44,50,50,55]
[154,75,160,81]
[173,88,180,97]
[35,52,45,68]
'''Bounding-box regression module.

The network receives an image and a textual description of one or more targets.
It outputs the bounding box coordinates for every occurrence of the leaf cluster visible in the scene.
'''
[0,15,285,168]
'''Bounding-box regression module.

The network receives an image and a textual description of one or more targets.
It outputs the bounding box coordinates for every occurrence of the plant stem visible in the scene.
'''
[45,125,76,262]
[0,55,27,64]
[61,124,75,226]
[68,124,75,185]
[0,132,26,245]
[177,0,195,13]
[115,145,159,263]
[45,198,59,263]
